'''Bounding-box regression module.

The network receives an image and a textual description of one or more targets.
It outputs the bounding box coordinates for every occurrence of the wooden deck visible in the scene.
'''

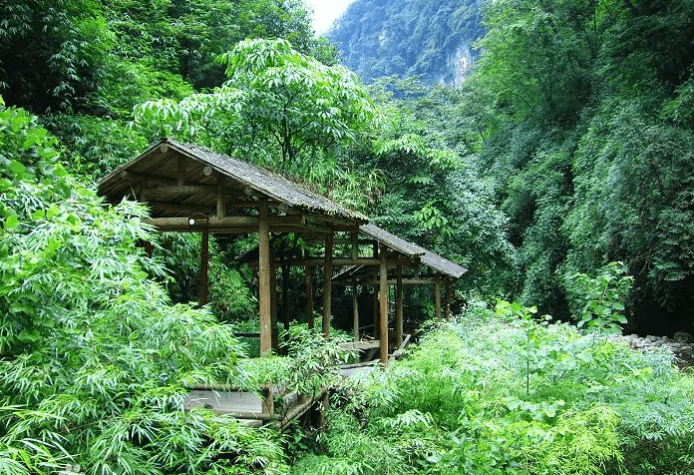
[183,385,325,429]
[184,334,412,428]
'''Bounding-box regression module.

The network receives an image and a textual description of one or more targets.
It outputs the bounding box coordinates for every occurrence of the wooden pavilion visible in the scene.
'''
[99,138,365,354]
[98,138,467,366]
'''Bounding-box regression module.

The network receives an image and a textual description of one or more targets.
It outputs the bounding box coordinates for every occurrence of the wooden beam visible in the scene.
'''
[298,257,419,267]
[148,224,310,235]
[143,184,278,206]
[389,333,411,363]
[259,201,272,356]
[379,246,388,365]
[351,232,358,260]
[435,280,442,321]
[395,265,403,346]
[147,201,216,216]
[144,215,304,229]
[315,238,374,245]
[146,184,217,195]
[295,223,361,234]
[123,172,272,205]
[199,230,209,306]
[146,216,255,227]
[322,231,334,338]
[344,277,442,286]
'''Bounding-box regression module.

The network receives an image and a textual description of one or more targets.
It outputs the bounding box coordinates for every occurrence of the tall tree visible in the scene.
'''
[0,0,111,113]
[133,38,384,209]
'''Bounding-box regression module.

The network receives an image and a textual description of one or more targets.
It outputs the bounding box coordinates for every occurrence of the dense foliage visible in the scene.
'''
[466,0,694,332]
[0,97,297,474]
[132,38,384,210]
[0,0,332,178]
[4,0,694,473]
[328,0,694,332]
[363,78,514,298]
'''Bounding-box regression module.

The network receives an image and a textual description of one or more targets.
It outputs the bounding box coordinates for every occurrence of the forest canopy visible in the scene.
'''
[2,0,694,473]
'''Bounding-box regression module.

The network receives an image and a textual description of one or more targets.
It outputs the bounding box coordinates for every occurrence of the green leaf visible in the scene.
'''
[18,328,40,342]
[9,302,34,315]
[53,164,68,177]
[4,214,18,230]
[47,205,60,220]
[8,160,26,177]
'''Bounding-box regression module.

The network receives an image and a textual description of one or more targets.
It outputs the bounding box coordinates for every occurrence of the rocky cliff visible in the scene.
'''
[328,0,484,84]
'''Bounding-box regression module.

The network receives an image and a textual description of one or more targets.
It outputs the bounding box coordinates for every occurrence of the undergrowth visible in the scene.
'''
[291,302,694,474]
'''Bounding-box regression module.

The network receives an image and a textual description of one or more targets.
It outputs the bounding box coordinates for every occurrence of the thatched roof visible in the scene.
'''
[333,224,467,281]
[411,243,467,279]
[362,224,466,278]
[98,138,366,227]
[360,223,424,258]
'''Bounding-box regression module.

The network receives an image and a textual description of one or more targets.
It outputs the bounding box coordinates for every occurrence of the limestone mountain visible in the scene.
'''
[328,0,484,84]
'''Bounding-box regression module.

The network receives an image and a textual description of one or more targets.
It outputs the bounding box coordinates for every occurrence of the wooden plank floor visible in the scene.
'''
[183,334,413,428]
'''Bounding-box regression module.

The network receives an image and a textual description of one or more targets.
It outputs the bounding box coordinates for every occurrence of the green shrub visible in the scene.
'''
[0,97,289,474]
[292,301,694,475]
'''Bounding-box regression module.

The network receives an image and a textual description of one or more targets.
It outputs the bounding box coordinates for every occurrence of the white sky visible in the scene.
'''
[304,0,355,33]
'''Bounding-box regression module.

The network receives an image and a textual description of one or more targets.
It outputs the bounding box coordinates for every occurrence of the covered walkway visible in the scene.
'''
[98,138,466,366]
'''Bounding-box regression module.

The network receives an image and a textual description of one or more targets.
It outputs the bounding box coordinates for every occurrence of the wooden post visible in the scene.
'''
[262,386,274,415]
[373,243,379,339]
[372,281,379,339]
[259,201,272,355]
[322,231,334,338]
[305,264,314,329]
[319,391,330,429]
[435,279,442,321]
[379,246,388,365]
[198,229,209,306]
[216,175,226,218]
[445,281,452,320]
[352,278,359,341]
[282,258,290,332]
[270,251,279,351]
[395,265,403,346]
[350,232,360,340]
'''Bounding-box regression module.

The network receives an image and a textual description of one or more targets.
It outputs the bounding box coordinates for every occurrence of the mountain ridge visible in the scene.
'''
[328,0,485,84]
